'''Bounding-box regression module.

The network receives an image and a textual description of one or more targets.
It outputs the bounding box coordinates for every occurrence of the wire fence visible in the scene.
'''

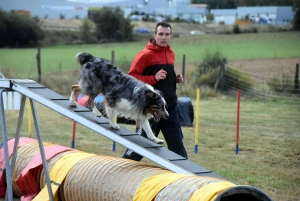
[217,63,300,105]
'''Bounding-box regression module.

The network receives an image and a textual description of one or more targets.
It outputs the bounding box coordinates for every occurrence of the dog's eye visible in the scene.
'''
[153,104,163,109]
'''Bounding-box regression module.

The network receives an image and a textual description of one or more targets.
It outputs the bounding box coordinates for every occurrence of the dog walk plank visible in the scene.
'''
[1,79,227,177]
[100,123,138,135]
[15,82,45,88]
[53,100,90,112]
[171,160,211,174]
[195,172,226,180]
[121,135,162,148]
[74,111,110,124]
[29,88,67,100]
[146,147,186,161]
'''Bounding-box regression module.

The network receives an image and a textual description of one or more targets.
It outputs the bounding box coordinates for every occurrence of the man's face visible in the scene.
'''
[154,25,172,47]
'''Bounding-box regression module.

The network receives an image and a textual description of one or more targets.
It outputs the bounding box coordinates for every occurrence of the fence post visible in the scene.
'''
[111,50,115,64]
[36,47,41,82]
[261,76,266,103]
[182,54,186,83]
[295,63,299,94]
[214,58,226,92]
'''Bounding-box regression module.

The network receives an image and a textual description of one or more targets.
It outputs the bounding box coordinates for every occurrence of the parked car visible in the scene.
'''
[190,30,203,35]
[135,28,150,33]
[129,15,143,21]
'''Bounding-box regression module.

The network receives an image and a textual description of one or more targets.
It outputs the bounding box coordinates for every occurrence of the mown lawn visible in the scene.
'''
[0,32,299,78]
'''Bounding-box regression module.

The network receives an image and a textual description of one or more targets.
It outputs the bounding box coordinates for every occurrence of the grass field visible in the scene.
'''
[0,32,299,79]
[0,31,300,201]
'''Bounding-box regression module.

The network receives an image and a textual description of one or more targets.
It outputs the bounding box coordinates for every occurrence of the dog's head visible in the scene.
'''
[145,86,169,121]
[76,52,95,66]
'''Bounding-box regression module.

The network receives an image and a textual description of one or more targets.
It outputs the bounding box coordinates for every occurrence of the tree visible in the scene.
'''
[92,6,133,42]
[206,13,214,22]
[0,10,44,47]
[79,18,96,43]
[292,1,300,30]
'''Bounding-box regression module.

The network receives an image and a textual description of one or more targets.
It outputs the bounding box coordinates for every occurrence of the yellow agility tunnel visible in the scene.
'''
[0,137,272,201]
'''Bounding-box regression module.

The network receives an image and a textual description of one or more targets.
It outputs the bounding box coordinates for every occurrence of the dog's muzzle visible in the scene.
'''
[153,110,169,122]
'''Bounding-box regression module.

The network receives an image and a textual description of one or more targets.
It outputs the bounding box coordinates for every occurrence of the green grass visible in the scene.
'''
[0,32,299,78]
[0,96,299,200]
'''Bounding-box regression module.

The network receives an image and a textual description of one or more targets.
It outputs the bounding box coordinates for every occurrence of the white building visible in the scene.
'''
[237,6,294,24]
[210,9,237,25]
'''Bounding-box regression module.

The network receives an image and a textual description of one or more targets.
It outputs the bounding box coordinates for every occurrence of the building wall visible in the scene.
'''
[277,6,294,24]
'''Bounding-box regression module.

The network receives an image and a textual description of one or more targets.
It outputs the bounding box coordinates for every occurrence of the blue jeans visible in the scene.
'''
[122,105,188,161]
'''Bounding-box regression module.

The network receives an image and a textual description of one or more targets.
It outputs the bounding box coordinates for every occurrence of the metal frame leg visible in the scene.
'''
[9,95,26,179]
[29,99,54,201]
[0,88,13,201]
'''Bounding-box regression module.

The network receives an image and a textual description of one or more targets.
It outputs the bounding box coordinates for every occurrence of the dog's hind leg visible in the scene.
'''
[70,85,80,107]
[140,120,164,144]
[106,107,120,130]
[89,96,102,117]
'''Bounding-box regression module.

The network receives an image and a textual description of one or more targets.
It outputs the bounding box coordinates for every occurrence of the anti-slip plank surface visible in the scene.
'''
[75,111,110,124]
[29,88,67,100]
[17,82,46,88]
[1,79,224,177]
[122,135,162,148]
[171,160,211,174]
[53,100,90,112]
[100,123,138,135]
[146,147,186,161]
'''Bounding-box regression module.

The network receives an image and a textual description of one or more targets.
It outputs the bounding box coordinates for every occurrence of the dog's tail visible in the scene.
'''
[76,52,94,65]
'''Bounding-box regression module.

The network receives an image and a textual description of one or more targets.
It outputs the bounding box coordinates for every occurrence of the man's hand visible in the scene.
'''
[176,74,184,83]
[155,69,167,81]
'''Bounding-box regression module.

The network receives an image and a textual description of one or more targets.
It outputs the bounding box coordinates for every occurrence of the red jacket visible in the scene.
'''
[128,39,177,107]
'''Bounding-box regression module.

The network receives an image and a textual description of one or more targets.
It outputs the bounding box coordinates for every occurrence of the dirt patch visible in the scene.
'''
[174,57,299,77]
[227,57,299,77]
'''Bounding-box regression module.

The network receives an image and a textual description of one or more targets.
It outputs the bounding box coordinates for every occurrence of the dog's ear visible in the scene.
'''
[145,89,156,98]
[155,89,164,97]
[76,52,94,65]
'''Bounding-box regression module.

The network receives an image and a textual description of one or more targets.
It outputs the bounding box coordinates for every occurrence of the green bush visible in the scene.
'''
[194,50,226,90]
[197,70,220,88]
[267,73,295,94]
[233,24,241,34]
[196,50,225,75]
[224,67,254,91]
[79,19,97,44]
[40,30,80,46]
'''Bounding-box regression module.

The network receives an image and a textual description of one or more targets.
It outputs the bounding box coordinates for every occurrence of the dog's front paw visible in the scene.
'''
[152,138,165,145]
[92,108,102,117]
[70,101,77,107]
[110,123,120,130]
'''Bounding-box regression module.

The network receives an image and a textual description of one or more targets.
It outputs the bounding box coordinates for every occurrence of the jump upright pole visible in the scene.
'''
[236,89,241,154]
[71,93,78,148]
[194,88,200,154]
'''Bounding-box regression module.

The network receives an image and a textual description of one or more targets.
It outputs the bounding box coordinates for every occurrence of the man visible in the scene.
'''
[122,22,188,161]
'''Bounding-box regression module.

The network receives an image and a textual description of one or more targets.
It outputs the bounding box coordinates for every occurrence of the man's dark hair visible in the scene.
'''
[155,22,172,34]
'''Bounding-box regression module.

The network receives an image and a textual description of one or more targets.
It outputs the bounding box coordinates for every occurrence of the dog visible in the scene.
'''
[69,52,169,144]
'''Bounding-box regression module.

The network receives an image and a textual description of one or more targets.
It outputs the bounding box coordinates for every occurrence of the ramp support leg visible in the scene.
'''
[29,99,54,201]
[0,88,13,201]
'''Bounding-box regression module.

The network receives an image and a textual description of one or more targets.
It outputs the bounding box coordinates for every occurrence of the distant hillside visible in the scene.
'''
[39,19,292,35]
